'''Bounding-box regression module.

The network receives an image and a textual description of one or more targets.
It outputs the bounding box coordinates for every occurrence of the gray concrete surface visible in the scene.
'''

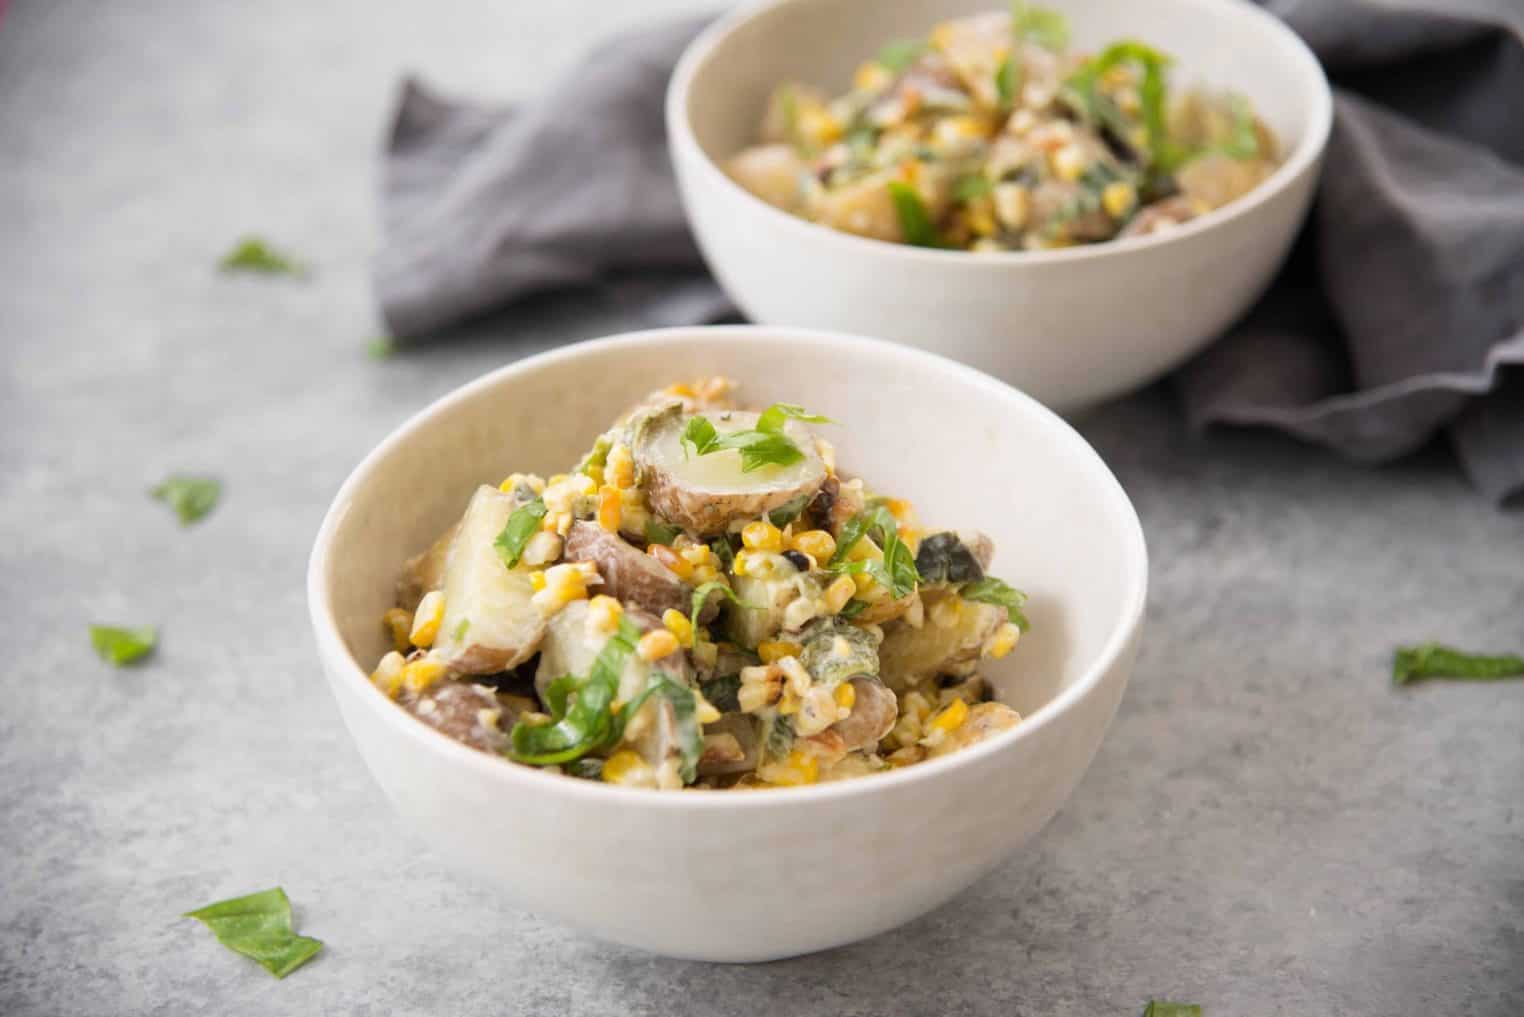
[2,2,1521,1015]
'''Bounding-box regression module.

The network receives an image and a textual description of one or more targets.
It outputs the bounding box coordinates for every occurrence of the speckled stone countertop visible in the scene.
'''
[2,2,1520,1015]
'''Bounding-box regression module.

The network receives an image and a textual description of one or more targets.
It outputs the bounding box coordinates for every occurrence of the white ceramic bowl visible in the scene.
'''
[667,0,1332,412]
[307,326,1147,961]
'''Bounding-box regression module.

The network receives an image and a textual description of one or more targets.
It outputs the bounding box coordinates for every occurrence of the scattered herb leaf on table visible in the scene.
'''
[1392,643,1524,685]
[183,887,323,979]
[90,624,157,666]
[1143,1003,1202,1017]
[151,474,221,526]
[219,236,307,276]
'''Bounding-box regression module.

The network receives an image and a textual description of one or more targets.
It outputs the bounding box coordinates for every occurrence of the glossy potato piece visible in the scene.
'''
[828,675,898,752]
[432,485,546,675]
[726,144,809,213]
[927,701,1021,757]
[877,591,1006,690]
[633,403,827,536]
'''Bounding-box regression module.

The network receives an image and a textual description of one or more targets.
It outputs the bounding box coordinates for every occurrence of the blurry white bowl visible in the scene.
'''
[667,0,1332,412]
[307,326,1147,961]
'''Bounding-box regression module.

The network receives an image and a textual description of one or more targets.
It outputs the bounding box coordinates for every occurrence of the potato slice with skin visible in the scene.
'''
[727,570,819,649]
[829,675,898,752]
[877,590,1007,691]
[634,403,828,536]
[563,521,688,618]
[432,485,547,675]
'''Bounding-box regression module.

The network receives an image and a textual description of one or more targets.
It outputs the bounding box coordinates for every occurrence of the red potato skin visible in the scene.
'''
[563,522,688,618]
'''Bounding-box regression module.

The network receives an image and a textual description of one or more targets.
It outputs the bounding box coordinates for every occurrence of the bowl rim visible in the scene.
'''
[307,325,1149,809]
[666,0,1333,267]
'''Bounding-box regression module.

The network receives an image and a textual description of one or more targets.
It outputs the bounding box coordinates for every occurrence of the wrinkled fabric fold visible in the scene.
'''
[374,3,1524,502]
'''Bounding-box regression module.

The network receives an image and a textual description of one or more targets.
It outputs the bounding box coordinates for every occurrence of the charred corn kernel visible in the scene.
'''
[789,529,837,562]
[597,485,621,532]
[409,591,446,648]
[606,443,635,489]
[778,656,812,697]
[661,608,694,647]
[402,657,448,695]
[986,621,1021,659]
[1052,143,1087,182]
[930,595,963,628]
[768,750,819,786]
[500,472,540,494]
[584,464,605,486]
[1102,180,1137,219]
[741,520,783,553]
[383,608,412,653]
[758,639,803,664]
[637,629,680,662]
[929,21,954,51]
[853,60,892,92]
[647,542,695,580]
[601,750,649,786]
[370,650,406,698]
[834,681,857,710]
[816,438,837,474]
[852,572,879,595]
[692,562,722,585]
[520,530,563,568]
[664,381,696,398]
[929,697,969,734]
[587,594,623,633]
[529,569,548,592]
[824,575,857,614]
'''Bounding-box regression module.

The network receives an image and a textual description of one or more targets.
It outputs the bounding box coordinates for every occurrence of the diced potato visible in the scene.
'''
[432,486,547,675]
[563,521,688,618]
[827,675,898,752]
[726,144,810,213]
[877,589,1007,690]
[926,700,1021,756]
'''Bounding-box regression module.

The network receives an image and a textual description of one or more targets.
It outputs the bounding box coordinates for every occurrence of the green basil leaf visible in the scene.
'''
[681,415,720,458]
[767,492,813,528]
[1011,1,1070,50]
[493,497,547,568]
[644,518,684,546]
[183,887,322,979]
[828,505,920,599]
[219,237,306,277]
[1218,93,1261,159]
[700,674,742,714]
[734,431,806,471]
[508,615,642,764]
[1392,644,1524,686]
[838,598,869,620]
[1065,41,1183,175]
[151,474,221,526]
[90,624,157,667]
[961,576,1030,631]
[755,402,833,435]
[645,674,704,783]
[1142,1003,1201,1017]
[887,180,942,248]
[995,54,1019,110]
[876,39,925,73]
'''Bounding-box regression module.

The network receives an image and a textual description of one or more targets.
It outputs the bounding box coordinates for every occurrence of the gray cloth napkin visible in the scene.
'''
[375,4,1524,503]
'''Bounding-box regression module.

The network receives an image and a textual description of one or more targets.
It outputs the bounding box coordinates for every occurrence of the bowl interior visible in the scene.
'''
[319,328,1145,735]
[682,0,1324,188]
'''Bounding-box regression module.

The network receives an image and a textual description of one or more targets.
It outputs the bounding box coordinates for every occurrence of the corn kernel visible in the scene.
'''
[370,650,406,698]
[679,544,712,567]
[647,542,694,580]
[758,639,803,664]
[588,594,623,633]
[986,621,1021,659]
[697,376,732,402]
[637,629,680,662]
[737,677,781,712]
[597,485,621,532]
[529,570,547,592]
[824,575,857,614]
[607,443,635,489]
[741,520,783,553]
[732,550,752,577]
[382,608,412,653]
[789,529,836,562]
[1052,143,1087,182]
[767,750,819,787]
[694,691,722,725]
[853,61,892,92]
[662,608,694,647]
[601,749,650,786]
[929,697,969,734]
[776,687,800,716]
[1103,180,1137,219]
[520,530,563,568]
[852,571,878,595]
[402,657,448,695]
[664,382,696,398]
[796,108,842,147]
[834,681,857,710]
[409,590,446,648]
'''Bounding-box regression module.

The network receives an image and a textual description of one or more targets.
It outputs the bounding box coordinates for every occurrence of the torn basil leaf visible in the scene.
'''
[767,492,812,528]
[828,505,920,599]
[493,498,547,568]
[90,624,157,667]
[755,403,833,434]
[151,474,221,526]
[219,237,306,276]
[961,576,1030,631]
[508,615,641,764]
[183,887,322,979]
[681,412,808,473]
[888,180,942,248]
[1392,644,1524,686]
[1142,1004,1200,1017]
[690,579,749,638]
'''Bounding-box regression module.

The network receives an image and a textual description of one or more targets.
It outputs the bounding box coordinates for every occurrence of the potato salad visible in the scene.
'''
[725,4,1279,251]
[371,379,1029,790]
